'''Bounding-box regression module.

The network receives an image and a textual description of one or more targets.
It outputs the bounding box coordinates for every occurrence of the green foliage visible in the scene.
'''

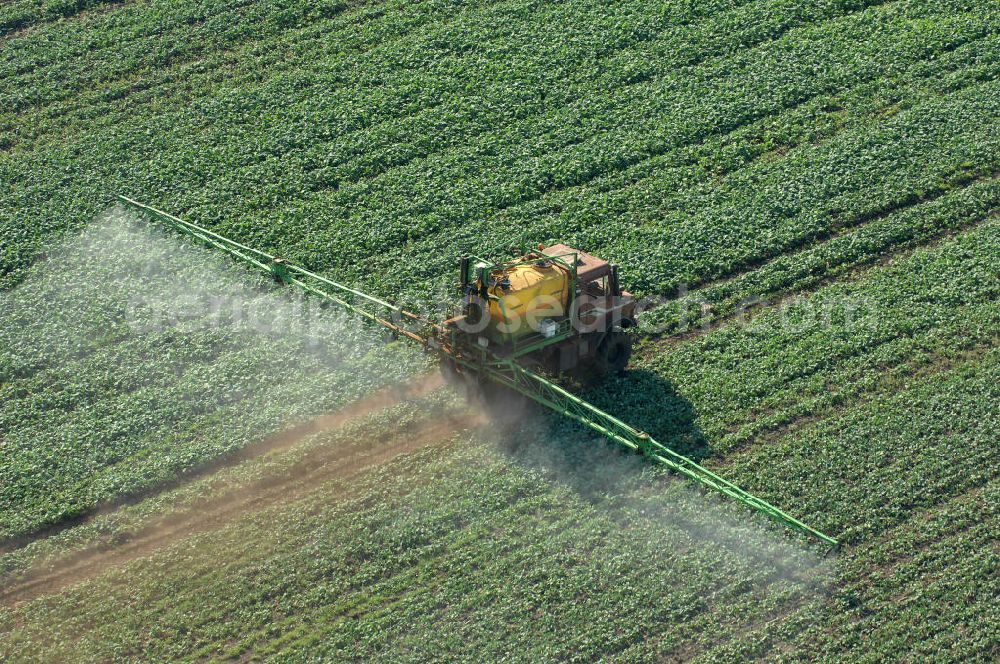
[0,212,425,540]
[0,0,118,36]
[0,0,998,661]
[3,0,999,300]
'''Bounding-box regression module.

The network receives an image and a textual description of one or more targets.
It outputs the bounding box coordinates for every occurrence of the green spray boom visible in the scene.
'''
[118,195,838,547]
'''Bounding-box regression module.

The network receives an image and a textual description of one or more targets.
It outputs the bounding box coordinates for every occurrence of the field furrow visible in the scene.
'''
[4,0,995,294]
[604,217,1000,463]
[1,0,997,660]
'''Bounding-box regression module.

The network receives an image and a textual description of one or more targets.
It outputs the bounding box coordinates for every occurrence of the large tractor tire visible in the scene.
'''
[595,329,632,375]
[474,374,529,421]
[439,356,463,388]
[440,356,525,422]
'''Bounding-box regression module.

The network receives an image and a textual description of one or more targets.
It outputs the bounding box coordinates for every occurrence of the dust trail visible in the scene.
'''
[0,205,429,547]
[485,414,834,586]
[225,371,445,463]
[0,204,474,604]
[0,399,483,608]
[0,372,446,556]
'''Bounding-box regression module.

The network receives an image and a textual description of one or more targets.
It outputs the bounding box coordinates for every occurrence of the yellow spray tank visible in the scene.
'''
[116,196,838,547]
[453,243,634,369]
[483,258,570,343]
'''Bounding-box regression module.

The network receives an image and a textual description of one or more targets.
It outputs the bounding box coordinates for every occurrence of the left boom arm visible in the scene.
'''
[118,195,838,548]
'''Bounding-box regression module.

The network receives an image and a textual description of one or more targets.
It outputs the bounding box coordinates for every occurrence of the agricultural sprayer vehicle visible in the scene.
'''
[118,196,838,547]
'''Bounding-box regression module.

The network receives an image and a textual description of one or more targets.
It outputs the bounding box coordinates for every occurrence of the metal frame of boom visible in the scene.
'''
[117,195,838,547]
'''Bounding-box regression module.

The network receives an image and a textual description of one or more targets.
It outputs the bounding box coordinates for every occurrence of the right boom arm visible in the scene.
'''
[118,195,838,547]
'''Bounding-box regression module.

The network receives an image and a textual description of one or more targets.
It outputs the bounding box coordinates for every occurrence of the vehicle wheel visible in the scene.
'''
[478,376,528,420]
[596,329,632,375]
[439,356,462,387]
[441,357,485,402]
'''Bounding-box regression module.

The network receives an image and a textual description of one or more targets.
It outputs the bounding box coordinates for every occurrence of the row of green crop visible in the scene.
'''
[162,19,993,290]
[3,0,777,119]
[0,1,995,660]
[642,174,1000,333]
[750,486,998,662]
[0,0,121,38]
[0,386,468,579]
[723,348,999,541]
[1,0,773,283]
[396,54,1000,299]
[0,416,823,662]
[214,1,994,276]
[1,357,993,661]
[1,0,352,90]
[610,217,1000,458]
[420,29,1000,304]
[0,212,424,540]
[0,0,995,540]
[1,220,993,659]
[5,0,913,224]
[0,0,726,123]
[0,0,864,177]
[697,484,996,661]
[0,0,461,152]
[1,0,992,536]
[184,2,1000,261]
[0,0,398,117]
[278,0,898,188]
[4,0,995,299]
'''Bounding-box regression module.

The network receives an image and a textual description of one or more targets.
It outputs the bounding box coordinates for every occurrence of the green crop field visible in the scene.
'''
[1,0,998,661]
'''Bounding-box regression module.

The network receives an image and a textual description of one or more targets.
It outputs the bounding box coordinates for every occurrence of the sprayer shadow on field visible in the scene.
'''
[477,372,832,584]
[484,368,709,503]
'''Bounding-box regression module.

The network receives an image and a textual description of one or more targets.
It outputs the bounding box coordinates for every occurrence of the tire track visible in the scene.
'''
[0,374,480,607]
[0,371,444,557]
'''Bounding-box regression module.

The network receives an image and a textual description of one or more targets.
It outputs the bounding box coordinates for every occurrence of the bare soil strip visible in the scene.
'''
[0,373,478,607]
[0,372,446,557]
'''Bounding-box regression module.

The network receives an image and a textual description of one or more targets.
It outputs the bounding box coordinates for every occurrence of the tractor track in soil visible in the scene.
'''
[0,373,481,608]
[0,372,446,557]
